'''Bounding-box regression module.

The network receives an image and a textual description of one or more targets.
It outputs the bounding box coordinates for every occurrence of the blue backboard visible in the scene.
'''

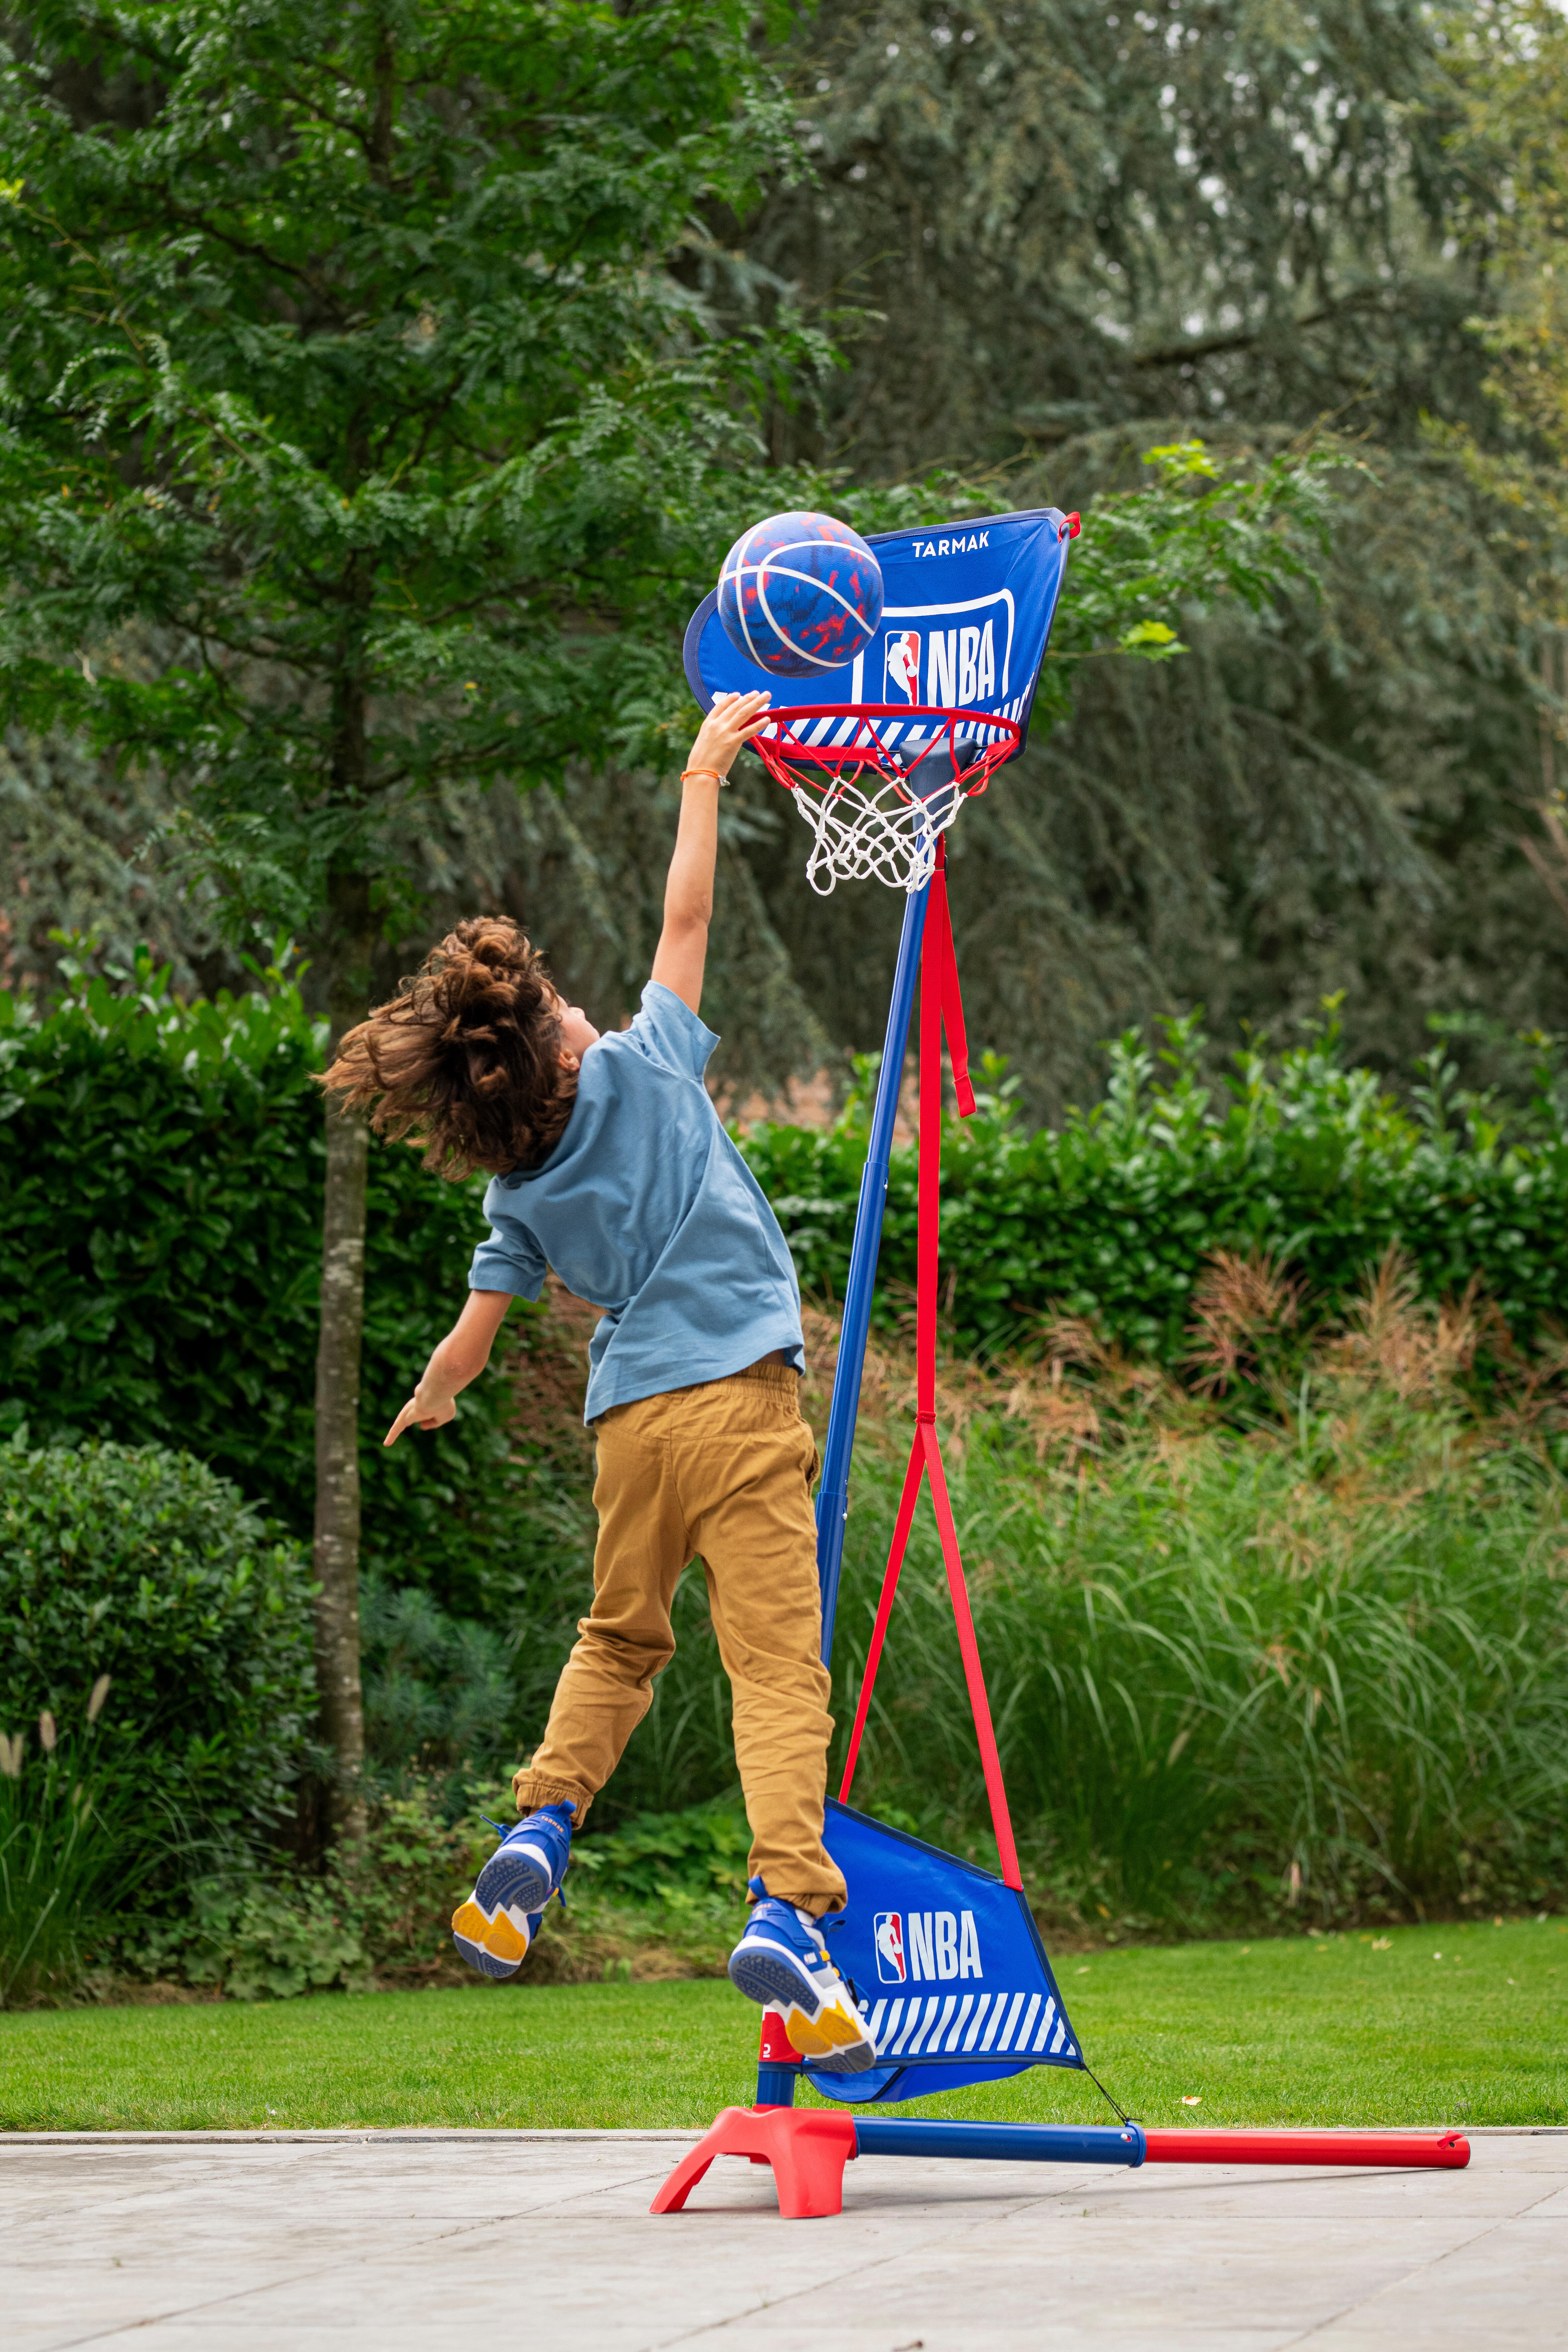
[684,508,1075,770]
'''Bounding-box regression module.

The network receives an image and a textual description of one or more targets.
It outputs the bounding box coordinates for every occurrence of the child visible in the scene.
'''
[326,689,876,2073]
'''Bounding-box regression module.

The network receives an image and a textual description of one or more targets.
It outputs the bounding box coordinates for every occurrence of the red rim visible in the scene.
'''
[750,702,1021,801]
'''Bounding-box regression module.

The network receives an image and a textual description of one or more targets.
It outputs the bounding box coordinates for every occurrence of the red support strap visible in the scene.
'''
[919,1422,1022,1889]
[932,861,976,1117]
[837,1443,924,1805]
[836,841,1022,1889]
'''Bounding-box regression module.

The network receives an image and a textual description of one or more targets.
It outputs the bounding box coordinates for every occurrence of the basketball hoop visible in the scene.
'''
[750,703,1021,895]
[685,505,1075,895]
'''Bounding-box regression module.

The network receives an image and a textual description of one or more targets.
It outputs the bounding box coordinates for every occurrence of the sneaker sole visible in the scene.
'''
[451,1923,522,1980]
[806,2025,881,2075]
[451,1898,533,1976]
[728,1946,879,2074]
[473,1839,560,1920]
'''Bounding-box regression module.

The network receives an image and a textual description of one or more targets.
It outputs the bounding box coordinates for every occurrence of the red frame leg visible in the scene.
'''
[651,2107,858,2219]
[1142,2129,1470,2168]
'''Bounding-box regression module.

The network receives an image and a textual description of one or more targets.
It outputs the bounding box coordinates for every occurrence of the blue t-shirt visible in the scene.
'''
[468,983,805,1421]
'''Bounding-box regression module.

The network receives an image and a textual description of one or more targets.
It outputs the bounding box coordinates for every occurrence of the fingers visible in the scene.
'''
[383,1399,419,1448]
[732,690,775,738]
[384,1394,447,1446]
[701,689,773,754]
[711,688,772,728]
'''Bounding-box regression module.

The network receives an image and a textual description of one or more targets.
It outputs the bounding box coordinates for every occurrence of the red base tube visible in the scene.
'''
[1143,2129,1469,2169]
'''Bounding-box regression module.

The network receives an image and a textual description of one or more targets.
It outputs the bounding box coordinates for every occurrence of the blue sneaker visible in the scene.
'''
[451,1803,573,1979]
[728,1878,878,2073]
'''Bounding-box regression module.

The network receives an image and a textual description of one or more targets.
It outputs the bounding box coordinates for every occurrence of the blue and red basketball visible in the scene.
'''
[717,511,885,680]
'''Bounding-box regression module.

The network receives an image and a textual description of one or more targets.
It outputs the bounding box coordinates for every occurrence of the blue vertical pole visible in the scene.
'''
[814,881,930,1666]
[758,883,929,2111]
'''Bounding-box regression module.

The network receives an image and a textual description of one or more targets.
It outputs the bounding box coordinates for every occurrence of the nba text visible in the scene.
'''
[874,1908,983,1984]
[883,620,998,707]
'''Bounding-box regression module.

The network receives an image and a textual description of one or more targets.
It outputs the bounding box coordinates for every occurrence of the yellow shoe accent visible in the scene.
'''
[784,1996,868,2059]
[484,1910,532,1962]
[451,1897,534,1963]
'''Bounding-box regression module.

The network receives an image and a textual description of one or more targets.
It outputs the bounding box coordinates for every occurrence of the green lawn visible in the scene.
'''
[4,1916,1563,2133]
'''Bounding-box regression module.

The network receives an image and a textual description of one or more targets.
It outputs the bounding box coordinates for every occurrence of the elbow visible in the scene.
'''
[434,1335,487,1389]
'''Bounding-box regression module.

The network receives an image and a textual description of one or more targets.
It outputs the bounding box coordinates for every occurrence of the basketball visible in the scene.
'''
[717,510,885,679]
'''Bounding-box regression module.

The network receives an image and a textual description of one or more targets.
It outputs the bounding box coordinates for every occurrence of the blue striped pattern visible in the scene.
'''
[858,1988,1078,2064]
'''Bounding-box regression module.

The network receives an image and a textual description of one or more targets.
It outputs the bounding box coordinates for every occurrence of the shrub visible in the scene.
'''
[0,1439,315,1839]
[360,1577,519,1784]
[114,1787,753,2000]
[357,1567,735,1831]
[122,1872,372,2004]
[572,1804,751,1907]
[122,1786,478,1999]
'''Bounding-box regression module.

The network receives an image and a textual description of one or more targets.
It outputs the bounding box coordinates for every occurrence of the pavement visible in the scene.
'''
[4,2126,1566,2351]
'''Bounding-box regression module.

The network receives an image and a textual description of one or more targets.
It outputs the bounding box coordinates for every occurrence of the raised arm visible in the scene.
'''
[650,689,773,1014]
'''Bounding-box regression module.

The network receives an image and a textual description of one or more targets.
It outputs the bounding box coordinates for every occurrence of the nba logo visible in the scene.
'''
[884,630,921,704]
[874,1911,907,1983]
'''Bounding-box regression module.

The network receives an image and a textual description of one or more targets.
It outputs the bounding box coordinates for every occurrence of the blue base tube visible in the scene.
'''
[855,2119,1146,2168]
[813,883,930,1666]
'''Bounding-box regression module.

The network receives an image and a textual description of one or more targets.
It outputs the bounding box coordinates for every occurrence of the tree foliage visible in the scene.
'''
[0,0,815,985]
[742,0,1483,476]
[711,2,1560,1117]
[0,1,1562,1308]
[1428,2,1568,593]
[0,1,1340,1088]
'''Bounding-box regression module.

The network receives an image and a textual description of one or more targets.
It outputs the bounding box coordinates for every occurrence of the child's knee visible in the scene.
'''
[572,1617,676,1685]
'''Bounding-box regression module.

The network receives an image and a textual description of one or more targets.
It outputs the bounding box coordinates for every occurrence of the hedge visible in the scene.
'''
[740,1023,1568,1359]
[0,962,531,1609]
[7,977,1568,1622]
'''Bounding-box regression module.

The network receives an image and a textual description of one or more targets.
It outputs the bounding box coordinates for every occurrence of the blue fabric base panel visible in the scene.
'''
[801,1800,1085,2107]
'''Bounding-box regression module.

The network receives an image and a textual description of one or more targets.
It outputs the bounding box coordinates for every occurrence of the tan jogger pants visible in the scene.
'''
[513,1359,846,1915]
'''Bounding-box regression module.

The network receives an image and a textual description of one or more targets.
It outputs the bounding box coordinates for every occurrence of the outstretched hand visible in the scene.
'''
[383,1292,514,1447]
[686,688,772,780]
[384,1387,456,1446]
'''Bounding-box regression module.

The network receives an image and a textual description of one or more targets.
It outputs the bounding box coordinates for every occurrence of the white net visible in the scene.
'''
[755,709,1020,895]
[787,768,967,896]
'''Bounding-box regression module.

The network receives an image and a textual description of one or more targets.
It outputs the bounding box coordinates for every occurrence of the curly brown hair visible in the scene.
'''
[323,918,578,1180]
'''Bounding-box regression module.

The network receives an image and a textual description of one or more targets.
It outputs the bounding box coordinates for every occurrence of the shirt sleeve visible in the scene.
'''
[468,1196,548,1300]
[627,981,720,1083]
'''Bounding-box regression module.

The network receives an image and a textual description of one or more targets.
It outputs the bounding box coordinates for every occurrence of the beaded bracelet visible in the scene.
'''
[680,766,728,788]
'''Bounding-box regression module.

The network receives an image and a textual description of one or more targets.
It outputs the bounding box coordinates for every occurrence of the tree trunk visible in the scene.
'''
[312,605,378,1845]
[313,1048,370,1844]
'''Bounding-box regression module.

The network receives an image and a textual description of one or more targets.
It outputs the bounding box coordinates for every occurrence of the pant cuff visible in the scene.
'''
[513,1770,595,1826]
[750,1883,848,1918]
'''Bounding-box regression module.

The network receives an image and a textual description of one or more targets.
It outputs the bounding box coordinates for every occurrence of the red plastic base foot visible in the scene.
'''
[650,2106,858,2219]
[1142,2129,1470,2169]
